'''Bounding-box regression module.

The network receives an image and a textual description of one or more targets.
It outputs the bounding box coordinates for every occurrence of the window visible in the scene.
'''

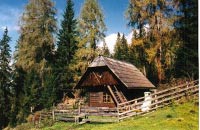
[103,92,113,103]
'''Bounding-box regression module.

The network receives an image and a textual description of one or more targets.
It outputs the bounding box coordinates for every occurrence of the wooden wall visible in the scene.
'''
[88,87,116,108]
[80,67,119,87]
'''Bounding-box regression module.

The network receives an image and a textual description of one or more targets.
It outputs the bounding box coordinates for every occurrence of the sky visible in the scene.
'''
[0,0,133,54]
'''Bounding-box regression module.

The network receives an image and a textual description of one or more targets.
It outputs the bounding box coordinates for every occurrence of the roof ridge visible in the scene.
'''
[100,56,108,66]
[103,56,135,67]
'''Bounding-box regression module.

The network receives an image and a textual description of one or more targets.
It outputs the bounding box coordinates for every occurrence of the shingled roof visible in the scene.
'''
[76,56,155,89]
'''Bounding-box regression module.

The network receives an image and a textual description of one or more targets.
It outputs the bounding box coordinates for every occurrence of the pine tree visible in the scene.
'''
[78,0,106,51]
[72,0,106,83]
[129,29,148,76]
[9,38,28,125]
[16,0,57,71]
[0,28,12,129]
[10,66,26,126]
[126,1,149,75]
[56,0,77,94]
[102,42,110,57]
[57,0,77,65]
[128,32,138,65]
[174,0,198,79]
[114,32,122,59]
[15,0,57,117]
[126,0,147,37]
[114,33,129,61]
[126,0,177,83]
[120,34,129,61]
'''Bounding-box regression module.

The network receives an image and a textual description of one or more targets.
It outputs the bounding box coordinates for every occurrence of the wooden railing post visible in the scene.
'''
[78,101,81,115]
[134,100,137,107]
[154,90,158,109]
[39,112,41,125]
[52,110,55,121]
[117,105,120,122]
[52,103,55,122]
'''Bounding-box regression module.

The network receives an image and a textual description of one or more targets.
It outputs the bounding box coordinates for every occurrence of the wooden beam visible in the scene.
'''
[92,72,101,84]
[107,85,119,105]
[113,85,127,103]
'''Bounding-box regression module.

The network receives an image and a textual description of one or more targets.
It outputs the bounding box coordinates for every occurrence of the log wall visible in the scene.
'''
[89,87,115,108]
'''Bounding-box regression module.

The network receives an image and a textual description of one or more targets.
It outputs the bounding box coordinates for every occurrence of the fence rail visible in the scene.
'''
[117,80,199,121]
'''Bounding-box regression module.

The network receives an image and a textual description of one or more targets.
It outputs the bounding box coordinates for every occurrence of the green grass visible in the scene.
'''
[12,100,199,130]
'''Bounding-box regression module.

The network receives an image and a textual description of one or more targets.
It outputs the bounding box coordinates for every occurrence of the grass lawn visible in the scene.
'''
[13,99,199,130]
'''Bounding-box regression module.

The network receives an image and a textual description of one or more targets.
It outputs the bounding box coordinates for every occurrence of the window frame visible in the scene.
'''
[103,92,113,103]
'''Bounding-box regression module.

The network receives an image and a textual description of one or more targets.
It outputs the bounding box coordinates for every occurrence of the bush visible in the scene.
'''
[39,118,54,128]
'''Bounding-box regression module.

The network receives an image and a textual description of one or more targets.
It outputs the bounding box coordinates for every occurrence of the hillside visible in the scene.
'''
[11,99,198,130]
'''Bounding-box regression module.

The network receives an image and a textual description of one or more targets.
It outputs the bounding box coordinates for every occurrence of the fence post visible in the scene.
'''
[52,103,55,122]
[78,101,81,115]
[39,112,42,127]
[52,110,55,121]
[186,81,189,88]
[39,112,41,124]
[154,90,158,110]
[117,104,120,122]
[134,100,137,115]
[134,100,137,107]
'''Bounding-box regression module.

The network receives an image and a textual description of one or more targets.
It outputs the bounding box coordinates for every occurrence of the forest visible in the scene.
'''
[0,0,198,129]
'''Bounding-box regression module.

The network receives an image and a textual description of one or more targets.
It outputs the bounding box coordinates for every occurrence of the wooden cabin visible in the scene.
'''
[74,56,155,108]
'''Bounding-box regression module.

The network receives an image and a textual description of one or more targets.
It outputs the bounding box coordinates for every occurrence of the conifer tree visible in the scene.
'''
[126,0,176,83]
[114,32,122,59]
[56,0,77,93]
[114,33,129,61]
[126,0,149,75]
[0,28,11,129]
[129,30,148,76]
[16,0,57,71]
[57,0,77,65]
[72,0,106,83]
[174,0,198,79]
[102,42,110,57]
[9,38,25,125]
[10,66,26,126]
[78,0,106,51]
[120,34,129,61]
[15,0,57,116]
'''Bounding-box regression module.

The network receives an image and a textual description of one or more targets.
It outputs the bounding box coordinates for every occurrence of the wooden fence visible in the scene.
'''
[117,80,199,121]
[38,80,198,124]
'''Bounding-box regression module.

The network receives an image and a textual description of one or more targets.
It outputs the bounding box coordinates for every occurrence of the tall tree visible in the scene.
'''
[57,0,77,65]
[10,66,26,126]
[16,0,57,71]
[0,28,12,129]
[126,0,147,37]
[126,1,148,75]
[78,0,106,51]
[129,30,148,76]
[174,0,198,79]
[120,34,129,61]
[15,0,57,116]
[126,0,176,83]
[101,42,110,57]
[114,33,129,61]
[72,0,106,83]
[114,32,122,59]
[56,0,77,93]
